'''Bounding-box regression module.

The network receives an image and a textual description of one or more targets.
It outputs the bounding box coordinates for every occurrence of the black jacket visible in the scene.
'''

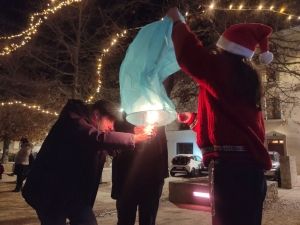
[22,99,134,217]
[111,121,169,199]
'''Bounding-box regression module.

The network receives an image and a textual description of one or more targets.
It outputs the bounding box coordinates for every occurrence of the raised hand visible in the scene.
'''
[167,7,181,22]
[133,125,157,143]
[177,112,193,123]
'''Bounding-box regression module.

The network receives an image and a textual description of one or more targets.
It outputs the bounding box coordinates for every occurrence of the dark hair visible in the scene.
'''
[20,138,29,144]
[93,100,123,121]
[224,51,263,110]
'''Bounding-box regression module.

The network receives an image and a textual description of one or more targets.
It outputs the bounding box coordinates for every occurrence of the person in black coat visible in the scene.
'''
[112,120,169,225]
[111,76,173,225]
[22,99,155,225]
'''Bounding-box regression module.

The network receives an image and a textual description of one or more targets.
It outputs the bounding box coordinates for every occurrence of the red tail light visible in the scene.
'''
[171,157,175,164]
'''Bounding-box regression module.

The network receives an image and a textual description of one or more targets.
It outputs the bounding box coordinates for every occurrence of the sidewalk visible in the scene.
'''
[1,173,300,225]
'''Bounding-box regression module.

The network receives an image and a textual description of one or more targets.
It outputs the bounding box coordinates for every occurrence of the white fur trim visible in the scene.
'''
[259,51,273,65]
[216,36,254,59]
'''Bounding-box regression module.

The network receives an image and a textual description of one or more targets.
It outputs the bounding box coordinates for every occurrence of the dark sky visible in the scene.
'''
[0,0,31,34]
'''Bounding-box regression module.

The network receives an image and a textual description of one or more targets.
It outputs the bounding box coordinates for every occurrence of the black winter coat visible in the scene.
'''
[111,121,169,199]
[22,99,134,218]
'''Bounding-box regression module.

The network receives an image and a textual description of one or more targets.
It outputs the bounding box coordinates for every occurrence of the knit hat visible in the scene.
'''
[216,23,273,64]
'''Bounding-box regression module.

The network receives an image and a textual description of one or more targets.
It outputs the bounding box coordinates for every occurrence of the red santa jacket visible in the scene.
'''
[172,22,272,171]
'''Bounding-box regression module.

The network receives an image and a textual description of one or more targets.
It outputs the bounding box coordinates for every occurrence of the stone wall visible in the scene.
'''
[280,156,297,189]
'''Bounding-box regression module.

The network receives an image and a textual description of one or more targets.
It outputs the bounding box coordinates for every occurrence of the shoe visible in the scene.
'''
[12,186,22,192]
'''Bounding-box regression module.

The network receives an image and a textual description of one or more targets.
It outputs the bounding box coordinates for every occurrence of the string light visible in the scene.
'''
[206,4,300,20]
[2,1,300,103]
[86,4,300,102]
[0,0,81,56]
[2,2,298,56]
[0,101,58,116]
[86,29,128,102]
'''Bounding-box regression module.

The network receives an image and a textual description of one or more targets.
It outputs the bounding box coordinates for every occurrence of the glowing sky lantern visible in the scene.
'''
[119,15,184,126]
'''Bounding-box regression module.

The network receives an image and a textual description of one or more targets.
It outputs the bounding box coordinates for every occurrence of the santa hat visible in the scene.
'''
[216,23,273,64]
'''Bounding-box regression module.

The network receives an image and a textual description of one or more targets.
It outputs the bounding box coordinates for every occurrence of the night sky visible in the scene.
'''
[0,0,32,34]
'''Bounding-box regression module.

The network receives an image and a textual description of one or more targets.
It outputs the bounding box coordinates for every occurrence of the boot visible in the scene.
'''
[12,186,22,192]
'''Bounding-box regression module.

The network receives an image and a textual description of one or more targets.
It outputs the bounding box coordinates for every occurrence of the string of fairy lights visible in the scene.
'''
[1,1,300,113]
[0,101,58,116]
[86,29,128,103]
[0,0,81,56]
[205,3,300,20]
[86,3,300,102]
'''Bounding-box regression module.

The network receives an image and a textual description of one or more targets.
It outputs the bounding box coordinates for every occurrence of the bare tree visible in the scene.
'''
[0,0,300,137]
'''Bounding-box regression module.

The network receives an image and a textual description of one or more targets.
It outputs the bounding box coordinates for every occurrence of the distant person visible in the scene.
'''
[12,138,33,192]
[0,162,4,180]
[112,114,168,225]
[168,7,272,225]
[22,99,156,225]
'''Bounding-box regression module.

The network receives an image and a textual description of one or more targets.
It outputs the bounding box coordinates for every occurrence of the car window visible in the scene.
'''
[196,156,202,161]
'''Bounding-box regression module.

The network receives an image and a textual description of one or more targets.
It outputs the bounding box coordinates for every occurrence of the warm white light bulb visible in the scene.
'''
[146,111,159,124]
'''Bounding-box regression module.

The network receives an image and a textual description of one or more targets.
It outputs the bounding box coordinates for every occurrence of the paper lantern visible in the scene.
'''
[119,15,184,126]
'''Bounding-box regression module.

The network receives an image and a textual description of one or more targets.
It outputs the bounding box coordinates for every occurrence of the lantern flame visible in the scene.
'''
[146,111,159,124]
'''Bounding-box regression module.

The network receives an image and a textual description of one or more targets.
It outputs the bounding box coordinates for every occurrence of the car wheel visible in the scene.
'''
[170,171,176,177]
[190,168,196,177]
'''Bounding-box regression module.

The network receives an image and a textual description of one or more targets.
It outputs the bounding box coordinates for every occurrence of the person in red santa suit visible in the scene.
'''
[167,7,273,225]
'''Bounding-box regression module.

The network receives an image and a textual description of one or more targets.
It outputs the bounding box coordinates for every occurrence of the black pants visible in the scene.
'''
[14,164,29,190]
[116,180,164,225]
[36,205,97,225]
[209,160,267,225]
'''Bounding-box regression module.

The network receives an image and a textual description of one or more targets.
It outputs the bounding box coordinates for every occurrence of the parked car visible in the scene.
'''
[199,161,208,173]
[169,154,202,177]
[264,151,281,186]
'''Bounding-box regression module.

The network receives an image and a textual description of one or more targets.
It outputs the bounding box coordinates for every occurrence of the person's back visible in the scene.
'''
[189,50,269,168]
[168,8,272,225]
[112,124,168,196]
[112,119,168,225]
[15,143,32,165]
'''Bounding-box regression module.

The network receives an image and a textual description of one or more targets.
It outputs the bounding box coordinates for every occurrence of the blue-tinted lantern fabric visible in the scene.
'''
[120,15,184,126]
